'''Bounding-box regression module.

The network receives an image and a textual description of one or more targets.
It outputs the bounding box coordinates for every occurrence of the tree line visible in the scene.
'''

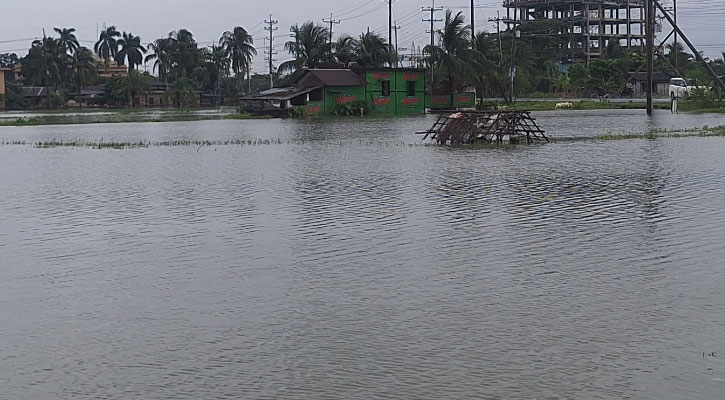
[2,13,724,109]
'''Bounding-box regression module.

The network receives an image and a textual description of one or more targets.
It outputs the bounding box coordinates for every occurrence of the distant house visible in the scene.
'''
[21,86,58,107]
[97,60,128,79]
[12,64,22,81]
[70,85,106,107]
[242,68,427,116]
[629,72,672,96]
[137,78,170,107]
[0,68,8,110]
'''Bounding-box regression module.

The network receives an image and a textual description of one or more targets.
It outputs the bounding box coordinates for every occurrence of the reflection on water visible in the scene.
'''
[1,112,725,399]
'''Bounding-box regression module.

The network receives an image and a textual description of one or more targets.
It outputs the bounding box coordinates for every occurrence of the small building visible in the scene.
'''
[0,68,8,110]
[97,60,129,79]
[137,79,170,107]
[21,86,57,108]
[242,67,427,116]
[629,71,672,96]
[70,85,106,107]
[13,64,22,81]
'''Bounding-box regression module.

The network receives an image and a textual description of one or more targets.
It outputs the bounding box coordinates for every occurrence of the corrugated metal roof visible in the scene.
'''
[241,85,323,101]
[21,86,55,97]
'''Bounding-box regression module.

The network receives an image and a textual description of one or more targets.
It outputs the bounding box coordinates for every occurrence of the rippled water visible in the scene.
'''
[1,110,725,399]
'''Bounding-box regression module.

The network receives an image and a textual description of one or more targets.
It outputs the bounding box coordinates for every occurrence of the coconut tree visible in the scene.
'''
[54,27,80,55]
[71,47,97,93]
[94,25,121,67]
[334,35,357,65]
[145,38,175,89]
[279,22,331,74]
[23,38,67,90]
[208,45,230,94]
[163,77,196,108]
[354,32,396,68]
[115,32,146,72]
[471,31,510,102]
[109,70,150,107]
[423,10,478,93]
[169,29,201,78]
[665,42,694,73]
[220,26,256,91]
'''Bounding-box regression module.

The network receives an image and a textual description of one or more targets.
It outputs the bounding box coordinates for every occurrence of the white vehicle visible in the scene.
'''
[669,78,707,99]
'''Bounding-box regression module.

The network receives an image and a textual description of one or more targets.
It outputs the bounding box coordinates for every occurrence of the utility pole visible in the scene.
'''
[654,0,725,93]
[42,28,50,110]
[510,0,518,104]
[423,0,443,49]
[646,0,654,115]
[423,0,443,83]
[673,0,678,71]
[393,21,401,67]
[489,12,504,66]
[264,15,278,89]
[389,0,393,58]
[471,0,475,42]
[322,13,340,49]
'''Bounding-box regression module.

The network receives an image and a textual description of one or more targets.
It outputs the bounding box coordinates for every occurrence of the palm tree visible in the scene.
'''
[208,45,230,94]
[54,27,79,55]
[220,26,256,90]
[94,25,121,63]
[116,32,147,72]
[472,31,510,103]
[354,32,396,68]
[169,29,201,78]
[71,47,96,93]
[665,42,694,73]
[110,70,150,107]
[334,35,357,66]
[423,10,477,93]
[145,38,174,89]
[163,77,196,108]
[279,22,331,74]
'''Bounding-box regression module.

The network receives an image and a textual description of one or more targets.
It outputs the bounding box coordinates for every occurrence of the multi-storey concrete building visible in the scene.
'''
[503,0,647,64]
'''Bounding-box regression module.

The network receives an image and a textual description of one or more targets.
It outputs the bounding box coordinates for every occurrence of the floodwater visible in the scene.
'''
[1,109,725,399]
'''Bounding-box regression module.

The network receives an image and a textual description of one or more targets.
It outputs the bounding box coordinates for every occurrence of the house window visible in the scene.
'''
[309,88,323,101]
[148,97,155,106]
[382,80,390,97]
[407,80,416,97]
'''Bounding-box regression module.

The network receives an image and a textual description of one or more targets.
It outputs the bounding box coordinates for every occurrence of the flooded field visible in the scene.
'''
[1,109,725,399]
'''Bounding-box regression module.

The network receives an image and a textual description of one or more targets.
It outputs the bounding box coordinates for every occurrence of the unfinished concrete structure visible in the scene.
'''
[503,0,646,64]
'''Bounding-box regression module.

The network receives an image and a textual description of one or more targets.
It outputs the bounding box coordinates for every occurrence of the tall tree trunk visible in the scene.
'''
[128,64,134,108]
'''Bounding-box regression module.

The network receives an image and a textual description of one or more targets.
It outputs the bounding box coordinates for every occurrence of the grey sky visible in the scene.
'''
[0,0,722,74]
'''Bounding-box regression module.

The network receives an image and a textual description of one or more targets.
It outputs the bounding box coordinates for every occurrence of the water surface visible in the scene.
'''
[1,110,724,399]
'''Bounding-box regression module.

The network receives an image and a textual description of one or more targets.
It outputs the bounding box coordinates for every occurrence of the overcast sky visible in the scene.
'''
[0,0,722,73]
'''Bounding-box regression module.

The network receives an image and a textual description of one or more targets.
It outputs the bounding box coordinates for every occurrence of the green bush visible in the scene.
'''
[332,100,371,116]
[288,106,306,118]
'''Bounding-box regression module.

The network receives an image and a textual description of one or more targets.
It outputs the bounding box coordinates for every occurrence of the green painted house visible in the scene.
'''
[242,68,427,116]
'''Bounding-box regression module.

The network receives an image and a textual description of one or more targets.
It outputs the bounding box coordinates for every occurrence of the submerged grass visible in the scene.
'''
[0,111,269,127]
[2,126,725,150]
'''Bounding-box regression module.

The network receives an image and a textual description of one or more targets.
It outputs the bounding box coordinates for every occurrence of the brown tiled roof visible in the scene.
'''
[298,69,364,87]
[629,72,671,83]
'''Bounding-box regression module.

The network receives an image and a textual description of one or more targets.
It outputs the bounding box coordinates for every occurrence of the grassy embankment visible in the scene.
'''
[0,111,267,127]
[484,100,671,111]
